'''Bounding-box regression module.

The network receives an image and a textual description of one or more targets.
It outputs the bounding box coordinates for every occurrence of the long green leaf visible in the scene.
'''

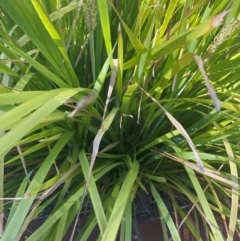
[79,149,107,236]
[1,131,74,241]
[150,182,181,241]
[98,0,112,55]
[185,167,225,241]
[102,160,139,241]
[0,88,83,157]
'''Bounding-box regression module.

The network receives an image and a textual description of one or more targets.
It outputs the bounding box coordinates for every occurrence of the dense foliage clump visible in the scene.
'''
[0,0,239,240]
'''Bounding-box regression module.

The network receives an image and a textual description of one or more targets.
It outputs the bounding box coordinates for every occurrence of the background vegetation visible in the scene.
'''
[0,0,239,240]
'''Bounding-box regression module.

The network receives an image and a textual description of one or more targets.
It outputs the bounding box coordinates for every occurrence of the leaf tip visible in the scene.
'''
[211,10,231,28]
[199,164,205,173]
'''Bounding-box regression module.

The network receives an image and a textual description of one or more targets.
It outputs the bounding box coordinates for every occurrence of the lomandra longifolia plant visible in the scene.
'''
[0,1,239,241]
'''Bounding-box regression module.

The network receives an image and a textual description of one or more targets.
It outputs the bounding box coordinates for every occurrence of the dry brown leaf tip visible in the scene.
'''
[211,10,231,28]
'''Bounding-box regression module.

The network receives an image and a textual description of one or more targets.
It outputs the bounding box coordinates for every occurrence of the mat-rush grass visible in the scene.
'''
[0,0,239,240]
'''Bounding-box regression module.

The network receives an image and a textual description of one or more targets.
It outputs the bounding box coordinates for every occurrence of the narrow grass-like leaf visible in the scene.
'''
[26,185,84,241]
[65,0,83,51]
[121,82,138,114]
[31,0,69,61]
[0,61,19,78]
[139,86,205,172]
[158,0,178,38]
[116,24,123,108]
[79,149,107,236]
[89,108,119,174]
[49,1,79,22]
[17,163,80,240]
[194,54,221,111]
[1,131,74,241]
[80,107,119,213]
[185,167,225,241]
[103,59,118,120]
[0,88,82,157]
[142,173,166,183]
[150,182,181,241]
[160,215,169,241]
[69,48,115,118]
[0,111,4,237]
[102,160,139,241]
[93,47,115,94]
[98,0,112,55]
[108,1,144,54]
[219,133,239,241]
[5,172,31,228]
[0,90,64,130]
[14,73,36,91]
[0,38,69,88]
[162,152,238,188]
[124,199,132,241]
[150,10,230,60]
[173,201,203,241]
